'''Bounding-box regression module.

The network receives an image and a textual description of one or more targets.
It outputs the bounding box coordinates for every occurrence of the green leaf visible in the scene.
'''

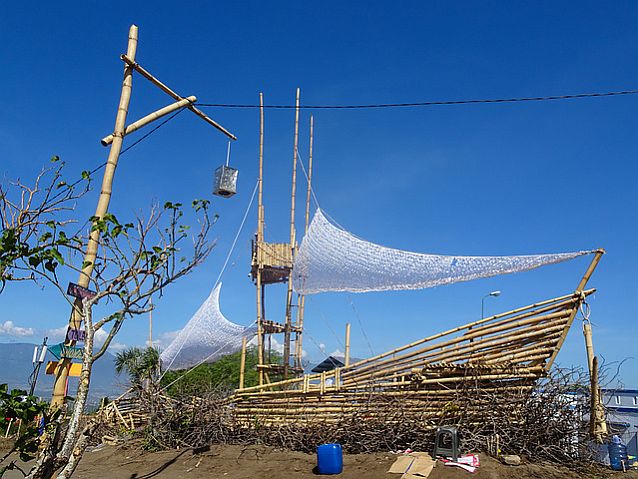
[50,155,60,163]
[81,170,91,180]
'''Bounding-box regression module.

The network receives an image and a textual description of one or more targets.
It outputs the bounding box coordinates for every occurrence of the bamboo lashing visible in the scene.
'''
[120,54,236,140]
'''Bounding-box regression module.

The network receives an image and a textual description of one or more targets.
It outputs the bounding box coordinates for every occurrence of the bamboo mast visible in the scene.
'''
[51,25,139,408]
[294,115,314,369]
[256,93,265,385]
[283,88,300,379]
[545,249,604,370]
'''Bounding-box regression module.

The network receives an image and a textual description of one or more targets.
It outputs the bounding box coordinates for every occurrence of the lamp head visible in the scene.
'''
[490,290,501,297]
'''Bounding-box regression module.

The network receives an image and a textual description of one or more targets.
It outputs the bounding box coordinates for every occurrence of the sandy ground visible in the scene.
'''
[2,442,637,478]
[72,444,635,479]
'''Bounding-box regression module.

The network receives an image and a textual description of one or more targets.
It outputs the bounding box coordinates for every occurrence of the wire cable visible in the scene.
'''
[196,88,638,110]
[158,179,260,379]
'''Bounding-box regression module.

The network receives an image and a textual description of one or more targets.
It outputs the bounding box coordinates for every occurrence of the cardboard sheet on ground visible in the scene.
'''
[388,452,436,478]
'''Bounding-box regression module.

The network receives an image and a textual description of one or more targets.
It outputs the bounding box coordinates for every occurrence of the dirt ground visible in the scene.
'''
[70,444,636,479]
[2,442,637,478]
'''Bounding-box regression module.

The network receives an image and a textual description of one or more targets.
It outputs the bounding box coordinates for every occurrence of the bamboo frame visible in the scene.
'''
[120,54,236,140]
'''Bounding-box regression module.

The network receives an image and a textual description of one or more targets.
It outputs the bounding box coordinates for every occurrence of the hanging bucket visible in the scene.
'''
[213,165,238,198]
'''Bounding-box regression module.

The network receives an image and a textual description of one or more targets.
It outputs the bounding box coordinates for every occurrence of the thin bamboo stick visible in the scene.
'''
[239,336,247,390]
[256,93,265,386]
[100,96,196,146]
[345,322,351,367]
[294,115,314,368]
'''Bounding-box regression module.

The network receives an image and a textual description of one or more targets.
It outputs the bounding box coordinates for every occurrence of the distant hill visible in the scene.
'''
[0,342,127,404]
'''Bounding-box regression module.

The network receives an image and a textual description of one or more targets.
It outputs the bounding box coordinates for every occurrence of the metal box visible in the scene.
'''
[213,165,238,198]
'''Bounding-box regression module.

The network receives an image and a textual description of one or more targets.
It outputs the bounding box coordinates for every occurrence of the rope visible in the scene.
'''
[196,88,638,109]
[158,179,260,378]
[295,147,320,210]
[225,140,232,167]
[348,295,375,356]
[48,107,187,205]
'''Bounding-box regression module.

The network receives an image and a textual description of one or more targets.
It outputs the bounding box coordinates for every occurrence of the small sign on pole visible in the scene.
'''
[66,329,86,342]
[49,343,84,360]
[45,361,82,377]
[67,283,97,301]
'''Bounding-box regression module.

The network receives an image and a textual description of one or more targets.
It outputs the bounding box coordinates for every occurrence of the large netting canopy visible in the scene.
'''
[160,283,255,371]
[293,209,594,295]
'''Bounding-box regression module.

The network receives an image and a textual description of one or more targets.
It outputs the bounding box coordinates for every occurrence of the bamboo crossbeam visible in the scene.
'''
[100,96,196,146]
[120,54,236,140]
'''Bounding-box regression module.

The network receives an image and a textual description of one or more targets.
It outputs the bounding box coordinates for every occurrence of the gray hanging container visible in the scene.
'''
[213,165,238,198]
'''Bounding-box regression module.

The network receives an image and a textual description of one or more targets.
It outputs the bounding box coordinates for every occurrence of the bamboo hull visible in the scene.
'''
[228,289,594,426]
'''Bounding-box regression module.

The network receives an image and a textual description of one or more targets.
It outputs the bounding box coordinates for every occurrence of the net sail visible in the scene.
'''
[293,209,594,295]
[160,283,255,371]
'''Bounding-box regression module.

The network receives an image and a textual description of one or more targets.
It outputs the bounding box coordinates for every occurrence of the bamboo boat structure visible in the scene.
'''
[221,91,606,429]
[151,90,606,436]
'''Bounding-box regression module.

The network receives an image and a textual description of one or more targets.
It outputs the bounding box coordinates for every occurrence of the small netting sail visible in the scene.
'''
[160,283,255,371]
[293,209,594,295]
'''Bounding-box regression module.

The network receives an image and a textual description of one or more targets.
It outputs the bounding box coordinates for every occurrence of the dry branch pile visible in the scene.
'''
[120,367,595,465]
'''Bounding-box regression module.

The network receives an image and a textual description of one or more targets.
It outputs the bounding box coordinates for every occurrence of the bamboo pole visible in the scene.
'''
[583,320,595,374]
[345,322,351,367]
[256,93,265,386]
[120,54,236,140]
[100,96,196,146]
[283,88,301,379]
[546,250,604,369]
[239,336,247,390]
[52,25,139,408]
[294,115,314,369]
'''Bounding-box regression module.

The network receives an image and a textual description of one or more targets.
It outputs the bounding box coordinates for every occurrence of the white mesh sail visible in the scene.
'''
[293,209,594,295]
[160,283,255,371]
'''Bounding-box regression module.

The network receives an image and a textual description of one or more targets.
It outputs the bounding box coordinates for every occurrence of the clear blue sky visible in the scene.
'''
[1,1,637,385]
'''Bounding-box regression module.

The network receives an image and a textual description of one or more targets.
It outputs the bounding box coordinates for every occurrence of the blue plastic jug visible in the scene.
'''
[317,443,343,474]
[608,435,628,471]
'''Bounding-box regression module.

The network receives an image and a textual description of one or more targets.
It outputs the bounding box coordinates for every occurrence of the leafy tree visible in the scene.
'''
[0,385,61,477]
[161,347,275,396]
[114,347,160,390]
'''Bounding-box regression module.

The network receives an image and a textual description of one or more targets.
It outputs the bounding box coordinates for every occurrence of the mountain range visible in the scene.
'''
[0,342,127,404]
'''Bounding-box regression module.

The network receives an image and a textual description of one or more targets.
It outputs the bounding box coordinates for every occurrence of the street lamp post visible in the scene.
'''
[481,291,501,319]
